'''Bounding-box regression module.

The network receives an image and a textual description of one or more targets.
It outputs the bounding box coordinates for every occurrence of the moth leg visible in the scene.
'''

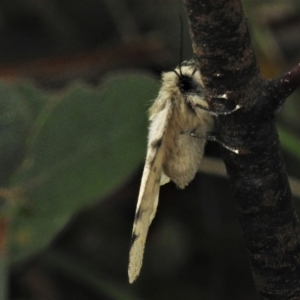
[206,134,240,154]
[194,103,241,116]
[191,130,240,154]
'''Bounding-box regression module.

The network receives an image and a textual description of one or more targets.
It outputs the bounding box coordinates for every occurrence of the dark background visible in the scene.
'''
[2,0,300,299]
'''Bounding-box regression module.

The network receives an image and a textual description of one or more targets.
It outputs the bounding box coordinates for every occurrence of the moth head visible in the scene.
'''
[173,65,203,95]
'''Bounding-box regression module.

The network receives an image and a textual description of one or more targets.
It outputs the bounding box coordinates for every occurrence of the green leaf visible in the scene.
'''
[9,71,159,261]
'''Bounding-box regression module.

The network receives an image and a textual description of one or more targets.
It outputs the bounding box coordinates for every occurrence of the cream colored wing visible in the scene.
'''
[128,100,172,283]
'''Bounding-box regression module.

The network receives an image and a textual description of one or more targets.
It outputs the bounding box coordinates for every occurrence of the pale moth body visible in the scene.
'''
[128,63,214,283]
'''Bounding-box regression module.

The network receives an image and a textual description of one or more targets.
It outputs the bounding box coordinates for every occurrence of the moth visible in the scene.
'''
[128,61,239,283]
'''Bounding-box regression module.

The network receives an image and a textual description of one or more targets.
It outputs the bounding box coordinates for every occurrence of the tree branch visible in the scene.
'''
[183,0,300,299]
[270,63,300,112]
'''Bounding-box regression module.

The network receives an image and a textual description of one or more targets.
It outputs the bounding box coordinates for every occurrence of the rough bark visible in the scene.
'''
[183,0,300,299]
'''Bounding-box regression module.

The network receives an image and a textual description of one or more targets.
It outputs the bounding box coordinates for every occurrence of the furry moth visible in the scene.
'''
[128,61,214,283]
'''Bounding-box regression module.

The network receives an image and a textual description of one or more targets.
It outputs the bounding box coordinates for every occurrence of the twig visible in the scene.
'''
[200,156,300,200]
[183,0,300,298]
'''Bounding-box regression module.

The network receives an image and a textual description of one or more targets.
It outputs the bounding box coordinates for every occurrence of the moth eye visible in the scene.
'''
[177,75,192,93]
[177,74,202,95]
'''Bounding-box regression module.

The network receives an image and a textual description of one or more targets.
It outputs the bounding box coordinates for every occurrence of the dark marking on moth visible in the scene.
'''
[131,233,139,246]
[151,138,162,149]
[149,157,156,169]
[134,208,143,223]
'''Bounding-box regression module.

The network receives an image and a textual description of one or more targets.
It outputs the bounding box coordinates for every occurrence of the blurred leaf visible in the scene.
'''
[0,82,36,184]
[278,125,300,160]
[9,71,159,261]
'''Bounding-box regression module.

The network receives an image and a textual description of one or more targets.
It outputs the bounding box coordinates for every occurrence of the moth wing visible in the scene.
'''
[160,172,170,185]
[128,99,172,283]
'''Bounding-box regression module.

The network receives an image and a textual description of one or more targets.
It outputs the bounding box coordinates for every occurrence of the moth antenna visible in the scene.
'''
[172,69,181,78]
[178,15,184,77]
[179,65,183,77]
[191,65,198,76]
